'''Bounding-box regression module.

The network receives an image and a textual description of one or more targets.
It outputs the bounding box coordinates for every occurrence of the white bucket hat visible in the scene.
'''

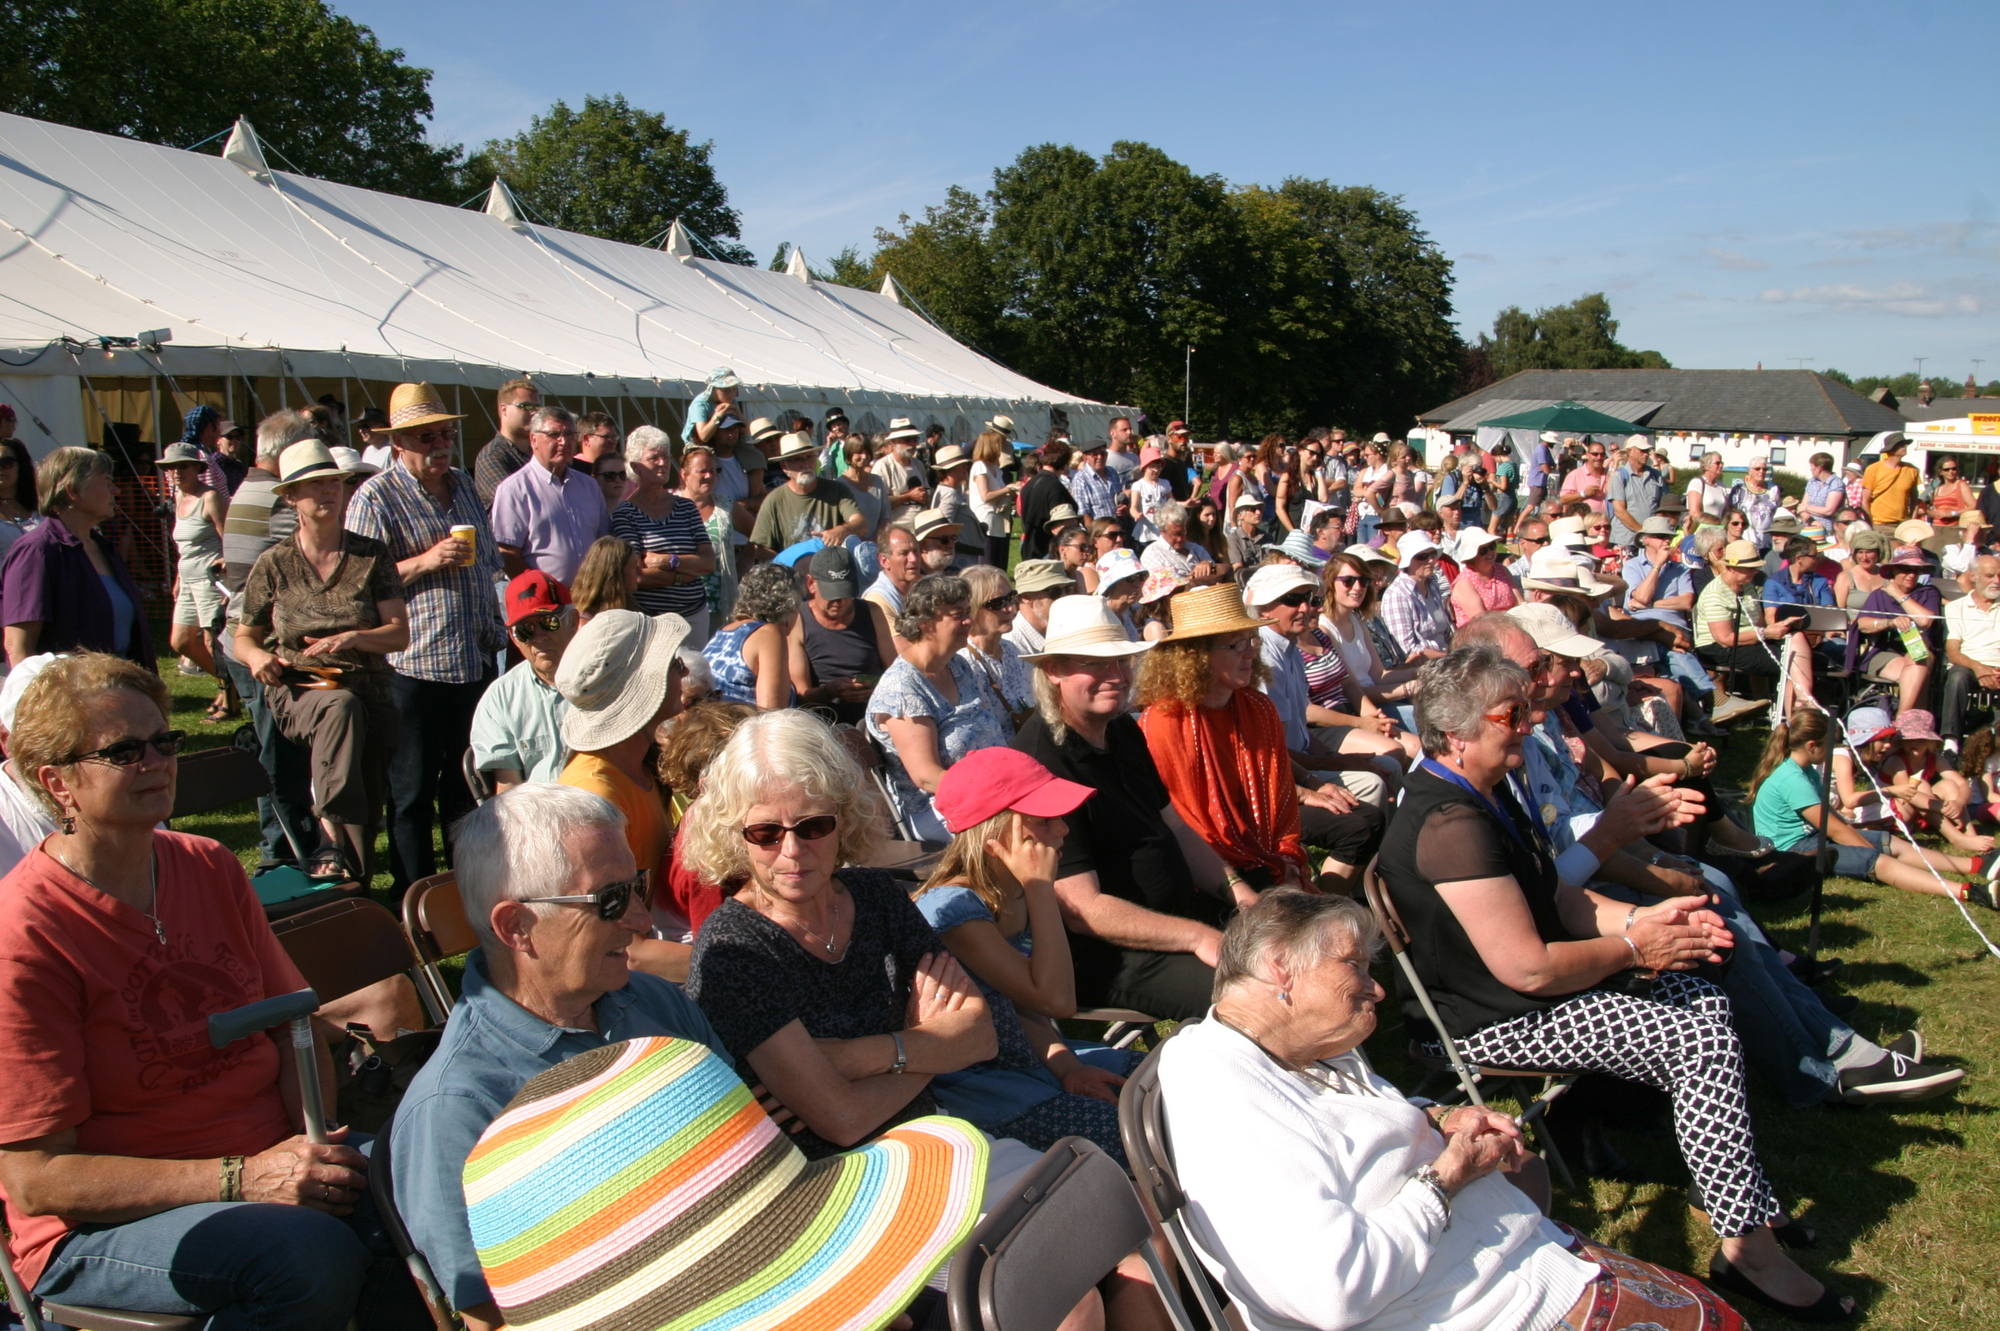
[555,610,691,751]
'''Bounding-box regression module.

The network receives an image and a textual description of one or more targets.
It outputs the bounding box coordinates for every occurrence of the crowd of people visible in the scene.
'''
[0,382,1992,1329]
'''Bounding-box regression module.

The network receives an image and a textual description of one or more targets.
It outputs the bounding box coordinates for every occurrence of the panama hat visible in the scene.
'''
[886,417,922,441]
[1020,594,1153,660]
[465,1038,984,1331]
[556,610,691,751]
[155,442,206,467]
[932,442,970,470]
[1010,559,1076,596]
[1157,582,1273,642]
[1344,543,1394,567]
[328,445,378,478]
[747,416,786,444]
[272,441,347,492]
[386,381,466,432]
[987,414,1017,436]
[1638,514,1679,538]
[1719,539,1766,569]
[771,431,820,463]
[1547,516,1592,550]
[912,508,962,542]
[1043,503,1081,530]
[1522,547,1614,596]
[1508,601,1605,659]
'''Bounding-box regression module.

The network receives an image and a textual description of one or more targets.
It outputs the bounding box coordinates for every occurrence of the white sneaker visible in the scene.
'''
[1712,694,1764,725]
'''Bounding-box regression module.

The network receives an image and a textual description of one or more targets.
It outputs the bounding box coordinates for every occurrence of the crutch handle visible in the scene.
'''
[208,988,320,1049]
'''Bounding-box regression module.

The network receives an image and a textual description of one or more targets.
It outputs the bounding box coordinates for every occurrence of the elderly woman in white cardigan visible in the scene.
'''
[1158,891,1749,1331]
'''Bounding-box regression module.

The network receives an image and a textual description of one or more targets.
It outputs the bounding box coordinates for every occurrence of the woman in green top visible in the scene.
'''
[1748,707,1994,907]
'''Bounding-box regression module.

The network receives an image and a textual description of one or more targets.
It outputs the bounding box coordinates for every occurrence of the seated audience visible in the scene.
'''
[913,747,1132,1161]
[1014,596,1228,1018]
[1852,545,1942,716]
[655,700,756,934]
[567,533,637,620]
[1,445,152,668]
[1878,708,1990,849]
[1162,891,1751,1331]
[554,607,693,979]
[1137,584,1385,894]
[865,573,1012,843]
[1379,645,1855,1321]
[1943,555,2000,750]
[1448,525,1517,625]
[1140,501,1228,586]
[0,654,60,874]
[0,654,381,1328]
[1094,548,1148,637]
[469,571,575,792]
[789,545,891,724]
[1694,538,1802,705]
[861,522,922,631]
[391,784,727,1330]
[958,562,1034,721]
[1319,549,1421,720]
[1002,558,1076,654]
[702,561,800,710]
[1377,532,1454,662]
[235,441,408,880]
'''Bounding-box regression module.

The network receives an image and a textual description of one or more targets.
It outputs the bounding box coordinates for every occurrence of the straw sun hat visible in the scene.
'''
[1156,582,1273,643]
[465,1038,986,1331]
[386,380,466,432]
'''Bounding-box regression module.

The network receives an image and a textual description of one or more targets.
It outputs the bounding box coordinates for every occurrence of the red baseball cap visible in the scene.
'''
[1167,420,1189,435]
[934,748,1094,834]
[505,569,571,626]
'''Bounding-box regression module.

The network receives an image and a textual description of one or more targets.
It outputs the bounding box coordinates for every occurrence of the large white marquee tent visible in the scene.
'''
[0,111,1128,460]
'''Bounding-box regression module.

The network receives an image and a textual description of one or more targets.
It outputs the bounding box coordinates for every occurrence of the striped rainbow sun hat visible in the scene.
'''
[464,1037,987,1331]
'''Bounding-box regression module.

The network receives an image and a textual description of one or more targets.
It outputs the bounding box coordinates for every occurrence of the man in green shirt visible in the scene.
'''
[749,432,864,552]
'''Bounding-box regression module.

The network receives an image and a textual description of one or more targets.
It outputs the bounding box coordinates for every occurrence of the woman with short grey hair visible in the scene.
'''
[613,425,716,643]
[1162,888,1752,1331]
[866,573,1011,843]
[700,562,799,710]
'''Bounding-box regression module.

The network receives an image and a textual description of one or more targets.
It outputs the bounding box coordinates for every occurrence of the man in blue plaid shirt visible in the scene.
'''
[1067,440,1124,521]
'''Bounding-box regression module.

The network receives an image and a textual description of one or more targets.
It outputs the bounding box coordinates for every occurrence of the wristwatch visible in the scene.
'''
[1411,1163,1451,1222]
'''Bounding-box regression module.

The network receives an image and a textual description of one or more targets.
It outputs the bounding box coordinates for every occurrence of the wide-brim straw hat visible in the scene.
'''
[772,431,820,462]
[1718,539,1765,569]
[748,416,786,444]
[1022,594,1155,660]
[932,443,970,470]
[912,508,961,542]
[556,609,690,751]
[886,417,922,441]
[387,381,466,432]
[466,1038,985,1331]
[272,440,347,492]
[1157,582,1273,642]
[155,442,206,468]
[1044,503,1080,529]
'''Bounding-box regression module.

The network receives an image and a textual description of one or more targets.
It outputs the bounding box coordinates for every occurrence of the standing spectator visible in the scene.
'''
[568,535,638,620]
[572,410,621,474]
[1799,452,1845,536]
[1129,449,1174,544]
[611,425,715,645]
[818,407,851,476]
[156,443,230,719]
[473,378,541,510]
[0,438,40,565]
[749,432,864,553]
[1607,435,1665,547]
[1488,439,1519,533]
[1104,415,1141,480]
[1162,421,1198,500]
[1524,430,1555,515]
[210,418,251,494]
[839,433,890,549]
[1843,458,1869,514]
[929,443,984,564]
[1927,455,1976,522]
[1862,433,1919,526]
[234,440,407,881]
[1557,437,1612,512]
[345,381,506,890]
[1684,450,1729,525]
[873,419,929,524]
[470,571,576,792]
[1,447,150,669]
[490,405,609,583]
[354,405,394,472]
[1728,456,1782,551]
[1068,439,1123,522]
[1017,439,1076,560]
[676,444,735,635]
[219,409,319,868]
[965,429,1017,569]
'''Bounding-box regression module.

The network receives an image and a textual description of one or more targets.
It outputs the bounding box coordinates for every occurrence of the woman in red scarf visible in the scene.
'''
[1136,584,1383,895]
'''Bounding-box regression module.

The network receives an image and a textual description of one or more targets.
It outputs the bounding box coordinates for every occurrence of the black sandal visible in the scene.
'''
[1772,1217,1818,1249]
[305,851,349,881]
[1707,1255,1856,1323]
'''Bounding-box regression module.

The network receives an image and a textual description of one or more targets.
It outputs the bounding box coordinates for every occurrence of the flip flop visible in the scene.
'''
[1707,1255,1856,1323]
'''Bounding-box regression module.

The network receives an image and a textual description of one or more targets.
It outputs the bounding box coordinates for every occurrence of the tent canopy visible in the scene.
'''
[0,113,1128,444]
[1477,399,1649,436]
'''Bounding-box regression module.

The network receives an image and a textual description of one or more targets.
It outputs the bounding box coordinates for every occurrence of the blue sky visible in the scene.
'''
[341,0,1998,385]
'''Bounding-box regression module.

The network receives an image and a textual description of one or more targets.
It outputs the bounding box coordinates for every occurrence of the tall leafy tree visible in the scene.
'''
[1479,292,1670,379]
[869,186,1010,358]
[465,95,750,261]
[2,0,463,202]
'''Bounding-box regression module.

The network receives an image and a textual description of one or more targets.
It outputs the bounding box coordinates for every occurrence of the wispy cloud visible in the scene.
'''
[1706,247,1767,271]
[1757,283,1981,318]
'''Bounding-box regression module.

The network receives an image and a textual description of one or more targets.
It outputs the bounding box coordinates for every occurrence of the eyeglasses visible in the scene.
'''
[1482,702,1533,732]
[507,400,541,411]
[1209,636,1257,654]
[741,814,839,847]
[1271,590,1323,608]
[1517,533,1547,546]
[413,429,457,447]
[983,592,1020,613]
[68,730,187,767]
[512,611,566,639]
[532,428,576,440]
[518,874,650,921]
[597,469,627,481]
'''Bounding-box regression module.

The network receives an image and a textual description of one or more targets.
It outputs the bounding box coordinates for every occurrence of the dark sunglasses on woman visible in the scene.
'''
[740,814,839,847]
[70,730,186,767]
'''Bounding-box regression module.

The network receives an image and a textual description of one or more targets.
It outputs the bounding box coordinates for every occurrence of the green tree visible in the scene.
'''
[869,186,1010,357]
[2,0,463,202]
[1478,292,1670,379]
[466,95,750,261]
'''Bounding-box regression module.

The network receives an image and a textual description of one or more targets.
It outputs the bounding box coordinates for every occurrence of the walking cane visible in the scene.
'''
[209,988,327,1142]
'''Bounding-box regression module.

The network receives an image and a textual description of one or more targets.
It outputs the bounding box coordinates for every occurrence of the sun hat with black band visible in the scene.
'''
[272,440,348,492]
[1521,547,1614,597]
[886,417,921,442]
[1156,582,1273,643]
[1508,600,1606,659]
[1243,561,1316,608]
[385,380,466,432]
[747,416,786,445]
[1718,538,1766,570]
[1010,559,1076,597]
[555,609,690,752]
[1020,594,1153,661]
[932,442,970,470]
[1043,503,1080,530]
[912,508,961,542]
[935,746,1094,833]
[987,414,1017,437]
[464,1037,985,1331]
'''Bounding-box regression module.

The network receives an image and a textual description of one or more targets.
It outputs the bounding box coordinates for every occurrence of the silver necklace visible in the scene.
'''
[765,890,845,958]
[54,845,163,945]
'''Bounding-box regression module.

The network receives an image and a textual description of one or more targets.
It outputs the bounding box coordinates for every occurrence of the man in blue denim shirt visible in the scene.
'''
[390,785,728,1330]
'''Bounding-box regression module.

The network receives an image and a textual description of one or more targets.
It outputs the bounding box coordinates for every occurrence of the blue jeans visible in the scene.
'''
[1664,647,1716,698]
[1830,828,1891,879]
[34,1202,367,1330]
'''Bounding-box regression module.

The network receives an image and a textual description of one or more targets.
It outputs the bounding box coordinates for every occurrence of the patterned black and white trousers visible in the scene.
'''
[1455,971,1781,1237]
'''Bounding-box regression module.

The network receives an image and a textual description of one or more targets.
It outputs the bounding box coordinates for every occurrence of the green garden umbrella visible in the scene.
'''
[1478,399,1646,435]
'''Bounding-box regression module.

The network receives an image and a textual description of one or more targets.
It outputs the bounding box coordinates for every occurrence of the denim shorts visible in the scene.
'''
[1829,827,1890,878]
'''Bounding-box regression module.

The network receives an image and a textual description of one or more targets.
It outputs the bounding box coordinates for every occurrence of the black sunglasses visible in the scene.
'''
[512,611,566,639]
[1272,590,1323,608]
[69,730,185,767]
[518,874,651,921]
[741,814,839,847]
[983,592,1020,613]
[1331,574,1367,587]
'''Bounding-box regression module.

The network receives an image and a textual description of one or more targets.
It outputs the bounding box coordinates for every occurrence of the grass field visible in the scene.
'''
[155,654,1999,1330]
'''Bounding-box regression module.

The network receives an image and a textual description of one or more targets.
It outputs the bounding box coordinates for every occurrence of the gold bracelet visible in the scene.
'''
[219,1154,245,1203]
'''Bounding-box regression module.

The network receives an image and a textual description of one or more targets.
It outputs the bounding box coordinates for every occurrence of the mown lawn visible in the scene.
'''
[159,652,1999,1329]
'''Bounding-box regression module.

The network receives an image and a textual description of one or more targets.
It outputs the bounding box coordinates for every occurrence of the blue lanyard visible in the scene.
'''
[1418,758,1529,852]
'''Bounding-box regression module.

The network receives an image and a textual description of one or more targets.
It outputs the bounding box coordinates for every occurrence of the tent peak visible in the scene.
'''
[663,219,694,260]
[880,273,904,305]
[784,245,811,282]
[221,118,270,179]
[483,179,528,231]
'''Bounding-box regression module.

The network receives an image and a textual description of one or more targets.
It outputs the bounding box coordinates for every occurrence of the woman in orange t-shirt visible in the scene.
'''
[0,653,374,1327]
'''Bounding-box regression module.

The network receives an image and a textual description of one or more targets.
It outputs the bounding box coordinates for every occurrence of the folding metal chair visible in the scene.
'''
[368,1111,462,1330]
[1117,1038,1244,1331]
[1360,864,1576,1189]
[402,872,478,1022]
[946,1137,1196,1331]
[460,747,494,807]
[1072,1006,1158,1051]
[0,1225,201,1331]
